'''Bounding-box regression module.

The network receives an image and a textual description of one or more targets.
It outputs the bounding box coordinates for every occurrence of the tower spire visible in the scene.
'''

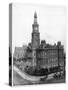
[32,12,40,67]
[34,11,37,24]
[34,11,37,18]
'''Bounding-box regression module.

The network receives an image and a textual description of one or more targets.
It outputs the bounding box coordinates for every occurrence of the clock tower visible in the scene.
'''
[31,12,40,67]
[32,12,40,49]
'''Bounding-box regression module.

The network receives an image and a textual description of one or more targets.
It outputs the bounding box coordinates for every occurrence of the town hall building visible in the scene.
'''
[25,12,65,70]
[14,12,65,72]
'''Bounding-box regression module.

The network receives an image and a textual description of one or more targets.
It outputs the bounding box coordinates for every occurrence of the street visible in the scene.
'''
[13,65,65,85]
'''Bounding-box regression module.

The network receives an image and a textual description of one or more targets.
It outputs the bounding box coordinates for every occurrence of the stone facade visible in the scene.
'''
[26,12,65,69]
[13,45,27,60]
[13,12,65,70]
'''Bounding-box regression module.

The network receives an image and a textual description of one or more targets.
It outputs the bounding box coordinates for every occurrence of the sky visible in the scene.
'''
[12,3,66,54]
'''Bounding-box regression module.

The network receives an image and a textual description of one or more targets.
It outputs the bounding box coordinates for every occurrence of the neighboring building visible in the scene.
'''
[13,45,27,60]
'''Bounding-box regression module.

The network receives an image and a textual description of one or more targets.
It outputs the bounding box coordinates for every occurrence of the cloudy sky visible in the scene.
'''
[12,3,66,53]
